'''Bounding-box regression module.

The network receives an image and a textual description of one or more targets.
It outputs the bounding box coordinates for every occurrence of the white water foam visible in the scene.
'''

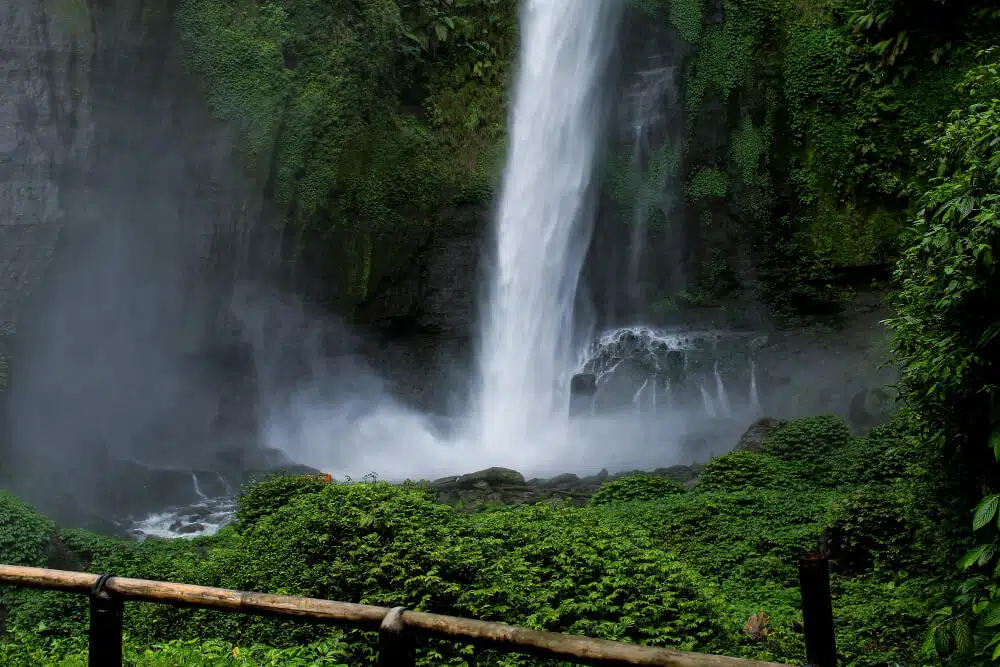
[475,0,623,455]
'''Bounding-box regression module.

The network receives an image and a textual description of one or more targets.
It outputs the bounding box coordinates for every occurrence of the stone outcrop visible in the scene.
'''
[735,417,787,453]
[0,0,93,329]
[426,464,704,512]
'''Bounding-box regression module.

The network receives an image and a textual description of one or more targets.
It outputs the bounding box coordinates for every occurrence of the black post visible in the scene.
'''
[88,573,123,667]
[379,606,415,667]
[798,554,837,667]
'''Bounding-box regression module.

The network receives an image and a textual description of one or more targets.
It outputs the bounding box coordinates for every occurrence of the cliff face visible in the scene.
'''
[0,0,92,334]
[0,0,290,527]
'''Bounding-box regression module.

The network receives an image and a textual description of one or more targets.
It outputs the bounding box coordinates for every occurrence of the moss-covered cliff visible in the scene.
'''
[176,0,517,325]
[608,0,1000,317]
[176,0,1000,323]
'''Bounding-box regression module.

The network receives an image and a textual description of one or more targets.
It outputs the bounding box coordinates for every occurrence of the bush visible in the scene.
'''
[588,475,685,505]
[235,474,331,531]
[0,491,53,566]
[761,415,853,475]
[697,451,807,492]
[822,484,914,575]
[202,482,733,662]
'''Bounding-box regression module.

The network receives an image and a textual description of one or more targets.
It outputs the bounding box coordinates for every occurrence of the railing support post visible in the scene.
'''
[797,554,837,667]
[88,573,123,667]
[379,606,415,667]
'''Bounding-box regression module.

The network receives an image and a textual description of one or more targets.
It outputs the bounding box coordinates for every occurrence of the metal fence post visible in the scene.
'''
[88,573,123,667]
[797,554,837,667]
[379,606,415,667]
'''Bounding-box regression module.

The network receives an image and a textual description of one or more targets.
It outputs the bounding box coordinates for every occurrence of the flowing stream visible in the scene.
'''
[476,0,622,453]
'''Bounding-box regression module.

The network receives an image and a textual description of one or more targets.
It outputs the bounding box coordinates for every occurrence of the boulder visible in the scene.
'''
[848,386,897,431]
[734,417,786,453]
[569,373,598,416]
[431,467,526,490]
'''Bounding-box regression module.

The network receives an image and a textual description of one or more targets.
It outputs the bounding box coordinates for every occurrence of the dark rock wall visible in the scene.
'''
[1,0,283,525]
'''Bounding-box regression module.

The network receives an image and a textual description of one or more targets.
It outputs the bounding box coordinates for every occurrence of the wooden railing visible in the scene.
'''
[0,559,838,666]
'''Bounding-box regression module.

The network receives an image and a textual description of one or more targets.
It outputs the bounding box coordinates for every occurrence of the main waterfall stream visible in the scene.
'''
[476,0,623,454]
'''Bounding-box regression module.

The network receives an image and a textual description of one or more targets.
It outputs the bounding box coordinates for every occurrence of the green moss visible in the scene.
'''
[175,0,517,310]
[730,117,769,186]
[807,199,902,266]
[669,0,703,43]
[687,167,727,201]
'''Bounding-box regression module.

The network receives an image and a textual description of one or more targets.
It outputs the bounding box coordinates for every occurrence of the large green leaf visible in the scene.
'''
[974,495,1000,531]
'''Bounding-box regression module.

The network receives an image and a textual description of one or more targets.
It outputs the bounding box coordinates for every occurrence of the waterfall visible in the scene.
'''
[713,362,732,417]
[476,0,622,452]
[700,385,717,418]
[749,359,760,412]
[625,65,676,312]
[191,472,206,501]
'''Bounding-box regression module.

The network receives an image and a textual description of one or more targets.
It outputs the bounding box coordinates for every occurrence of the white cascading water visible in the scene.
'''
[476,0,622,453]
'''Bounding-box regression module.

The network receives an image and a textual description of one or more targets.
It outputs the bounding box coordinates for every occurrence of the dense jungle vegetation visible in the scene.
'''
[3,0,1000,664]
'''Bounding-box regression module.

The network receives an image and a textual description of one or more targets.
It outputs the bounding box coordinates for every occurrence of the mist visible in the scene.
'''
[0,0,898,536]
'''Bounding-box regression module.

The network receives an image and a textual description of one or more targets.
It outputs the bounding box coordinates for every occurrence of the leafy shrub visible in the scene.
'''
[203,483,732,662]
[822,484,914,575]
[588,475,685,505]
[0,631,350,666]
[235,474,330,531]
[761,415,853,470]
[686,167,727,201]
[829,408,927,486]
[622,489,833,584]
[697,451,807,492]
[0,491,53,566]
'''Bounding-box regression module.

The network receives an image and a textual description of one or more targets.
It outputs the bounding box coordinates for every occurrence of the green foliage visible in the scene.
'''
[176,0,517,309]
[823,483,915,574]
[0,491,53,566]
[0,417,953,667]
[686,167,727,201]
[761,415,852,466]
[730,118,768,187]
[757,219,846,314]
[881,48,1000,662]
[176,0,290,175]
[888,50,1000,434]
[588,475,685,506]
[235,474,330,531]
[685,0,786,120]
[0,631,350,666]
[697,451,807,492]
[669,0,703,44]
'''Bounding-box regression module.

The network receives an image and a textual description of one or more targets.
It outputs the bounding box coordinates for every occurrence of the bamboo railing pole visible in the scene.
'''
[0,565,787,667]
[404,610,783,667]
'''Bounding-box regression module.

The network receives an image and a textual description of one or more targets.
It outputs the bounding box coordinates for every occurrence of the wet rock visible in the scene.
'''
[569,373,598,415]
[545,473,580,488]
[570,373,597,395]
[432,467,526,490]
[735,417,786,453]
[651,465,701,484]
[177,523,206,535]
[849,386,897,431]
